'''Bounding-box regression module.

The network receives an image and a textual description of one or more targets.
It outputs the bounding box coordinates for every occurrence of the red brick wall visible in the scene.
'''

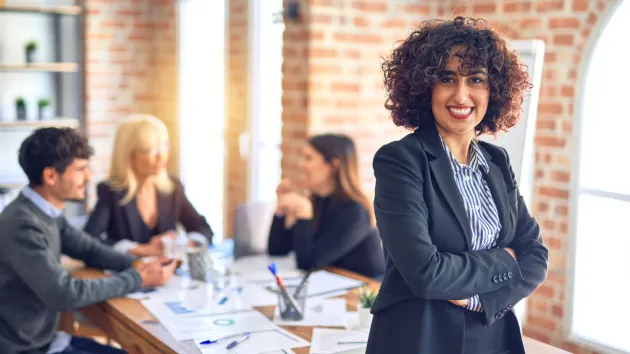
[281,0,438,192]
[84,0,177,205]
[280,0,618,353]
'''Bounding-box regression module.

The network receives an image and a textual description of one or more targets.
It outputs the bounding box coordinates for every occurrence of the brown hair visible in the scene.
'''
[307,134,375,227]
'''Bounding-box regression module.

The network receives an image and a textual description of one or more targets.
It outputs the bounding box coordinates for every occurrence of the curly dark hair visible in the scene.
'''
[18,127,94,186]
[382,16,532,135]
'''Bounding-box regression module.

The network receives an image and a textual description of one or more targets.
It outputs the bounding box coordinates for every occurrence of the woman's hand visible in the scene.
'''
[448,299,469,307]
[279,192,313,219]
[503,247,516,260]
[276,179,295,197]
[130,231,176,257]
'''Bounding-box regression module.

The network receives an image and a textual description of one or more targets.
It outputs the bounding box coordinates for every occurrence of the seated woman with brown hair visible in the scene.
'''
[268,133,385,279]
[84,115,213,257]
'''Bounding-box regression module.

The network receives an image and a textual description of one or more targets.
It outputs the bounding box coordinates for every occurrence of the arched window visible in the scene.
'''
[569,1,630,352]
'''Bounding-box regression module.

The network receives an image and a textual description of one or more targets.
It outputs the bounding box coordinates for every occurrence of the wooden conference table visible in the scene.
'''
[62,258,569,354]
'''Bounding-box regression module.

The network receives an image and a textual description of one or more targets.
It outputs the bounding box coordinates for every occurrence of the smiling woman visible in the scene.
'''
[367,16,548,354]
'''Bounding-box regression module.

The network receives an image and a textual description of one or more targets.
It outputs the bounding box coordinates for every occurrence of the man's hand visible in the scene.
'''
[133,256,177,288]
[448,299,469,307]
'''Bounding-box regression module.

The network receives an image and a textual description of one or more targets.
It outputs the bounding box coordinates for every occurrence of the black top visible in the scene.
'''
[365,124,548,354]
[267,196,385,279]
[84,177,213,246]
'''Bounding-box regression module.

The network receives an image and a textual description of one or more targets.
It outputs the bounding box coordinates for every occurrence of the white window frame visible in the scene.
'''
[177,0,229,242]
[245,0,284,203]
[566,1,628,353]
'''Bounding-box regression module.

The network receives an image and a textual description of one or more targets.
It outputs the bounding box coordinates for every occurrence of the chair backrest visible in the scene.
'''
[232,201,276,259]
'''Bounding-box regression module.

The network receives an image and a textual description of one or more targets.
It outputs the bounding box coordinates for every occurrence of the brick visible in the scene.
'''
[354,17,370,28]
[549,17,581,29]
[331,82,361,93]
[538,103,563,114]
[520,18,542,29]
[311,14,332,25]
[309,47,337,58]
[352,2,387,12]
[383,19,406,28]
[529,315,557,331]
[535,136,565,148]
[551,171,570,182]
[560,85,574,97]
[537,0,565,11]
[473,3,497,13]
[534,284,555,299]
[402,4,430,14]
[539,187,569,199]
[553,34,574,45]
[504,2,531,13]
[546,237,562,250]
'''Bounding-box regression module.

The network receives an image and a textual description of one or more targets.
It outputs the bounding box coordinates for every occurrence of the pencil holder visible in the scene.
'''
[278,283,308,321]
[186,246,210,282]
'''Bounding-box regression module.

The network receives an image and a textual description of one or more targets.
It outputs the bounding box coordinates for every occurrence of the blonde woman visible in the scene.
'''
[84,115,213,257]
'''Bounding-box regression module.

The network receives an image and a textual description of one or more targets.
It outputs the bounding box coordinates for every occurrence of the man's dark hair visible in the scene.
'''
[18,127,94,186]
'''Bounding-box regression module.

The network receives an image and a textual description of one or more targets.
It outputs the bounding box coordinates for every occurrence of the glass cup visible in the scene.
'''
[277,282,308,321]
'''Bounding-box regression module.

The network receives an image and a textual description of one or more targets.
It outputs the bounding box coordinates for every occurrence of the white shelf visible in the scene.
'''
[0,63,78,72]
[0,118,79,129]
[0,4,81,15]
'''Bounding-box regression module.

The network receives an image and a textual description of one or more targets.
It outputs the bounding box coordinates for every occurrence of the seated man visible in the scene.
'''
[0,127,177,354]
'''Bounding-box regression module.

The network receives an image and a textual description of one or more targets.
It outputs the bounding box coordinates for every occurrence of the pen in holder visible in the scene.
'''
[268,263,304,320]
[278,282,308,321]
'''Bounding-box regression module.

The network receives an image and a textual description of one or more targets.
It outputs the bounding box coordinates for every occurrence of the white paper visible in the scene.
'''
[263,271,364,298]
[195,328,309,354]
[309,328,368,354]
[126,275,205,301]
[156,310,278,341]
[274,298,347,327]
[233,254,302,282]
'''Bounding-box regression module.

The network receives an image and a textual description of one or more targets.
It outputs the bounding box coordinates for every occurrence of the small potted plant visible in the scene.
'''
[37,98,50,120]
[15,97,26,121]
[356,286,376,328]
[25,41,37,63]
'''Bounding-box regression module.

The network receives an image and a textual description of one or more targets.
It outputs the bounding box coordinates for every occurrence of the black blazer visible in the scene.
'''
[366,125,548,354]
[84,178,213,246]
[267,197,385,279]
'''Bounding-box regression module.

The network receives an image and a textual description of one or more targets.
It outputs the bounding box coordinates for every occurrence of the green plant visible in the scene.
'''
[37,98,50,108]
[25,41,37,52]
[357,286,377,309]
[16,97,26,107]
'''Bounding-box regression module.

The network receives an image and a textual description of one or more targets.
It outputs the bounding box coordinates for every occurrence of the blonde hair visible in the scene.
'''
[106,114,174,204]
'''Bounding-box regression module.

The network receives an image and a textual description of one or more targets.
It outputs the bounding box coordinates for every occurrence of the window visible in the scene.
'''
[569,1,630,352]
[247,0,284,203]
[178,0,227,241]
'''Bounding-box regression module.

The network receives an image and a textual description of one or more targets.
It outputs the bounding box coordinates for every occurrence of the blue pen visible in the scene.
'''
[218,296,228,305]
[198,332,244,346]
[226,333,250,349]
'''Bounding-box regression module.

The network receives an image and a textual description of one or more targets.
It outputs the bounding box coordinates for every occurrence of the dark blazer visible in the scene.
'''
[366,125,548,354]
[84,178,213,246]
[267,197,385,279]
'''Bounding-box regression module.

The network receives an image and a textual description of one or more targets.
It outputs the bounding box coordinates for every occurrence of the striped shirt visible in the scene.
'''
[440,137,502,312]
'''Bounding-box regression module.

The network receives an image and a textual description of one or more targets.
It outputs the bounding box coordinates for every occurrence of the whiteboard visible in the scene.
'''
[479,40,545,326]
[479,40,545,210]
